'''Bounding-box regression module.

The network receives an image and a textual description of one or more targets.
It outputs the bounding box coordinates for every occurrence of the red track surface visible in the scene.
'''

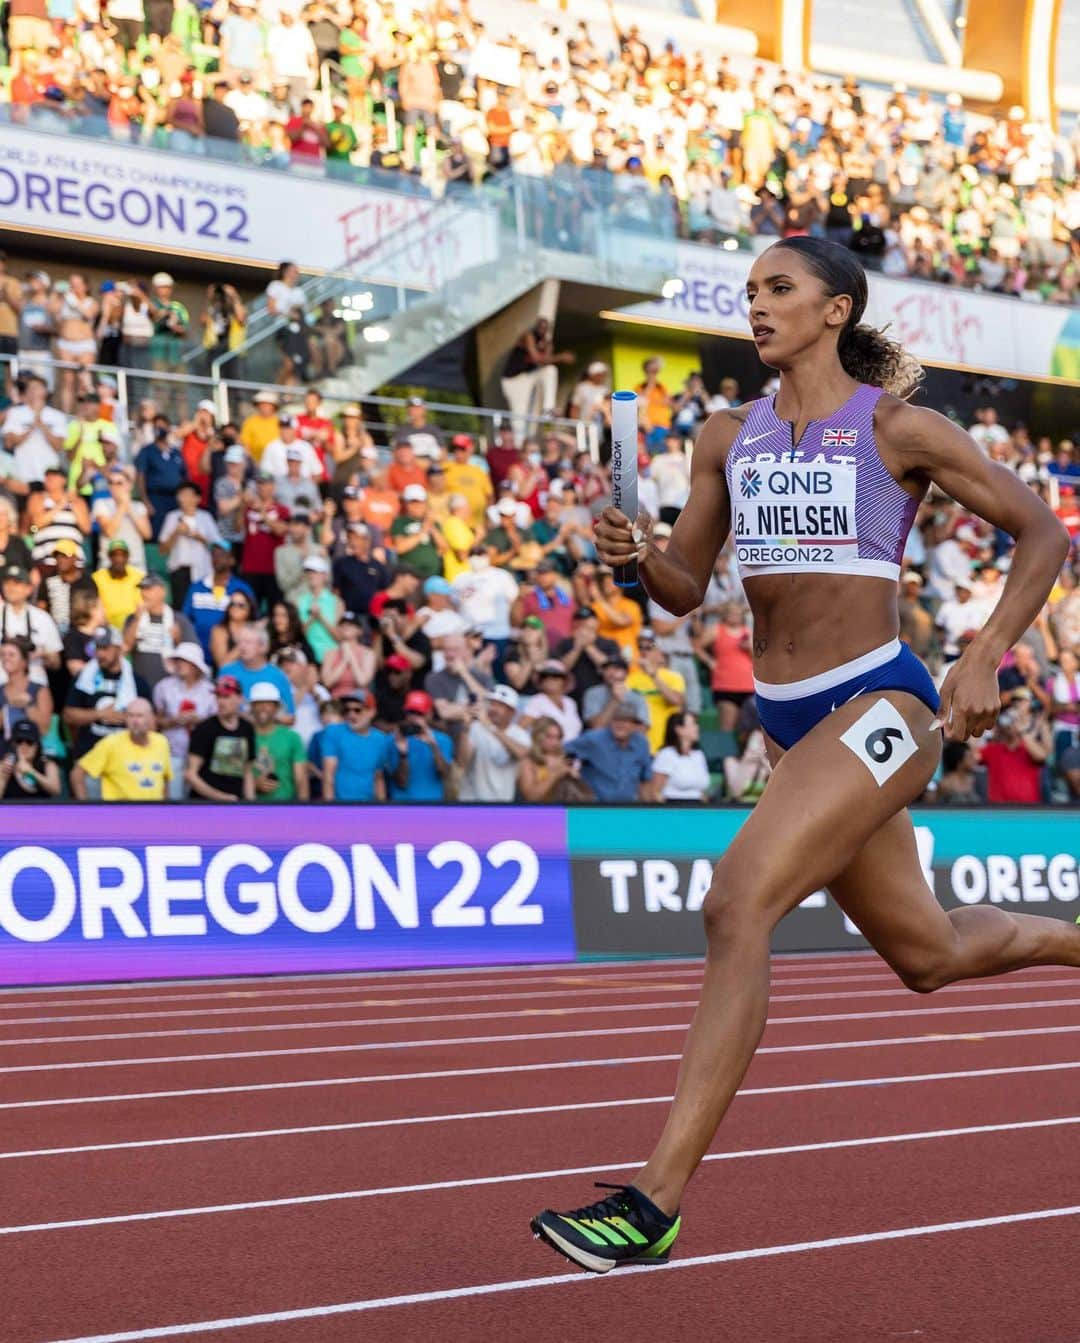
[3,952,1080,1343]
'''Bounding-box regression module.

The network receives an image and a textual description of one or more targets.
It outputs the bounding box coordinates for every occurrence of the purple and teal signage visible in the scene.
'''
[0,806,574,985]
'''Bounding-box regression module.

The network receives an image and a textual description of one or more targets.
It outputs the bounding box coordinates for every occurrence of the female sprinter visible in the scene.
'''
[530,236,1080,1272]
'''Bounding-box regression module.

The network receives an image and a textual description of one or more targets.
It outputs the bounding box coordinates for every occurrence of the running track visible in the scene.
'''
[3,951,1080,1343]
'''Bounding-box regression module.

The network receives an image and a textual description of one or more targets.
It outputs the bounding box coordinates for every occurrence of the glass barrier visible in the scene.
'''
[0,352,601,461]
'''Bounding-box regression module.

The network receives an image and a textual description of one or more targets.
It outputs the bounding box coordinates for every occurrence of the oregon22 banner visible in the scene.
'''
[0,807,575,985]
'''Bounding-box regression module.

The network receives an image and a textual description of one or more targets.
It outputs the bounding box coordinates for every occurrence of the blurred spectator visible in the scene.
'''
[250,681,309,801]
[322,689,401,802]
[93,464,151,570]
[296,554,342,665]
[63,626,149,762]
[590,565,643,656]
[186,544,256,662]
[627,629,686,752]
[723,726,772,802]
[1,562,62,671]
[2,374,65,484]
[241,469,290,610]
[220,623,295,718]
[652,711,711,802]
[0,719,62,800]
[0,504,30,575]
[518,715,592,802]
[456,685,530,803]
[936,740,982,804]
[158,481,224,610]
[123,571,197,689]
[185,674,256,801]
[320,610,375,699]
[553,605,620,703]
[898,570,933,659]
[500,317,574,439]
[582,655,649,731]
[152,640,216,797]
[387,689,452,802]
[71,697,170,800]
[695,601,753,731]
[514,558,574,645]
[977,693,1051,803]
[135,422,188,540]
[240,390,282,464]
[92,538,145,630]
[26,464,91,563]
[566,701,652,801]
[520,658,582,741]
[393,398,446,462]
[0,637,53,738]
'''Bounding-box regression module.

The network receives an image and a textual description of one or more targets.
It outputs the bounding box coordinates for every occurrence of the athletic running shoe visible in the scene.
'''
[531,1182,680,1273]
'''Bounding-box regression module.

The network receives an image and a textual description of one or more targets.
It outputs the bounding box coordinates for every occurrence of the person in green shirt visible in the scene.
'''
[327,96,359,171]
[390,484,445,580]
[249,681,309,801]
[64,394,115,494]
[148,271,190,372]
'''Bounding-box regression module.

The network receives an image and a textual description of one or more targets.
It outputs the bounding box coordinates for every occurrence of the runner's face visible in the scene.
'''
[745,248,851,370]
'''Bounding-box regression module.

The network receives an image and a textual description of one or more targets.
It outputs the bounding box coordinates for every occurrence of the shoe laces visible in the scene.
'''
[564,1182,639,1223]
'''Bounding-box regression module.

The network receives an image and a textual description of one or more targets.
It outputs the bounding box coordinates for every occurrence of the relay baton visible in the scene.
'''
[610,390,639,589]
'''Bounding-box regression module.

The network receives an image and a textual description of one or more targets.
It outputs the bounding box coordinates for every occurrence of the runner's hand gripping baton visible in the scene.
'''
[610,390,639,589]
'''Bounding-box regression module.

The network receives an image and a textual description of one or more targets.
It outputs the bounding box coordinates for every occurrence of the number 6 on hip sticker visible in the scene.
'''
[839,698,918,786]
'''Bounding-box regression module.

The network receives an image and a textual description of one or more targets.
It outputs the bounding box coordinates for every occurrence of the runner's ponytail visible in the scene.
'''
[770,237,925,399]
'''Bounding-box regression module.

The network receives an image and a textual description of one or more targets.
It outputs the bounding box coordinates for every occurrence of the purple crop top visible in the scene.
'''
[725,383,919,582]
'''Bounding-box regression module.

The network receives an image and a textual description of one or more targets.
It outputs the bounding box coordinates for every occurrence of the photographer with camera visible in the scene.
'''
[388,690,453,802]
[975,686,1052,804]
[199,283,248,379]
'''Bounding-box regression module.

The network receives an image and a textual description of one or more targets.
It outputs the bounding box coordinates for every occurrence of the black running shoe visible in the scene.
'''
[531,1182,681,1274]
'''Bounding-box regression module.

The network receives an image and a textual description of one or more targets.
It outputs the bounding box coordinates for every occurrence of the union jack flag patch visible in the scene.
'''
[822,428,858,448]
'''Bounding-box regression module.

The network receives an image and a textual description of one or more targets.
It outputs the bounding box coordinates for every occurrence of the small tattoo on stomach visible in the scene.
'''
[753,639,768,657]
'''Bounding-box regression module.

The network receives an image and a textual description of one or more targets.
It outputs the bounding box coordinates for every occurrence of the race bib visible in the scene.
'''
[733,460,857,568]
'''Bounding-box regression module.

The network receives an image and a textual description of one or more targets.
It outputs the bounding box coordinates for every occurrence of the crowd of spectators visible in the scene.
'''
[3,0,1079,299]
[0,341,1078,806]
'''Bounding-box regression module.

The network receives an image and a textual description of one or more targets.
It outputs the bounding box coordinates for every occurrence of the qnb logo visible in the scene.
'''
[740,466,761,498]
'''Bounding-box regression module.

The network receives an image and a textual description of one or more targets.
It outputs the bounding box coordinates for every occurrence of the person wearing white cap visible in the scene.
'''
[147,272,189,399]
[457,684,530,802]
[260,412,324,484]
[239,389,281,465]
[249,680,310,802]
[296,552,342,666]
[152,639,216,798]
[569,361,610,427]
[213,445,251,550]
[390,483,445,581]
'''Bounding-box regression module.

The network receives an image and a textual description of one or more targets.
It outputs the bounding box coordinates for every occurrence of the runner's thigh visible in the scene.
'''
[719,692,941,925]
[826,808,958,978]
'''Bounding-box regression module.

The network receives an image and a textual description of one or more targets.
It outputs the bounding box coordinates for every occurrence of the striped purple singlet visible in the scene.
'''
[725,383,919,582]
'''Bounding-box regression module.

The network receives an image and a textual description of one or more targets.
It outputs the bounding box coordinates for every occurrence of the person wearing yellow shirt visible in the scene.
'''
[626,629,686,752]
[443,433,493,528]
[70,698,172,801]
[590,564,643,656]
[64,393,114,494]
[239,391,281,465]
[439,492,477,582]
[92,539,145,629]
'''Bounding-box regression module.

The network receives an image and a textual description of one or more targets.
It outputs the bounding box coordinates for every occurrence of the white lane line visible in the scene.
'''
[4,975,1074,1043]
[3,1098,1077,1239]
[6,995,1080,1076]
[0,952,885,1005]
[0,962,929,1020]
[5,1021,1077,1113]
[3,1076,1079,1164]
[40,1202,1080,1342]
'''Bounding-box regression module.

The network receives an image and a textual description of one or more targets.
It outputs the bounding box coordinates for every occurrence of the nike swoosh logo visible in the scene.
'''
[831,686,869,713]
[742,431,777,447]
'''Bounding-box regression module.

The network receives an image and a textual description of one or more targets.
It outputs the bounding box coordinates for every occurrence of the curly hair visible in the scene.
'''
[767,236,924,399]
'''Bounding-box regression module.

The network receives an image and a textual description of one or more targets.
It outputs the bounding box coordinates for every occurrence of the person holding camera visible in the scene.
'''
[200,283,248,378]
[975,687,1052,803]
[0,719,61,800]
[387,689,453,802]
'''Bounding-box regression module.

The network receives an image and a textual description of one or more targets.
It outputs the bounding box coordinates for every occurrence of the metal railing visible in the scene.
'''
[0,353,601,460]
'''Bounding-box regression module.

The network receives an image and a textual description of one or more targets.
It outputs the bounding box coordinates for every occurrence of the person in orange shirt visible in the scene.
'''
[589,565,642,656]
[636,356,672,449]
[386,439,428,494]
[351,468,400,538]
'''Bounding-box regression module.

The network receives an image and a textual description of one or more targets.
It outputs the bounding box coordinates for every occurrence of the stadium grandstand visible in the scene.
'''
[0,0,1076,807]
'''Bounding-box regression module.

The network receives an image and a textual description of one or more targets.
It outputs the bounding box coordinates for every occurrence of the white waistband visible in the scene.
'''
[741,560,902,582]
[754,638,902,701]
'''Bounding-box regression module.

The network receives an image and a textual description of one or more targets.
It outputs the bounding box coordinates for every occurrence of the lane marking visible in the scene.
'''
[31,1203,1080,1341]
[3,976,1075,1044]
[3,1022,1079,1111]
[3,1094,1079,1235]
[2,1087,1079,1164]
[0,961,936,1018]
[6,996,1080,1076]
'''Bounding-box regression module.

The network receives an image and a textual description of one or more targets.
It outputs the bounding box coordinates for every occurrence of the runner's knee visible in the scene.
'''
[701,860,775,948]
